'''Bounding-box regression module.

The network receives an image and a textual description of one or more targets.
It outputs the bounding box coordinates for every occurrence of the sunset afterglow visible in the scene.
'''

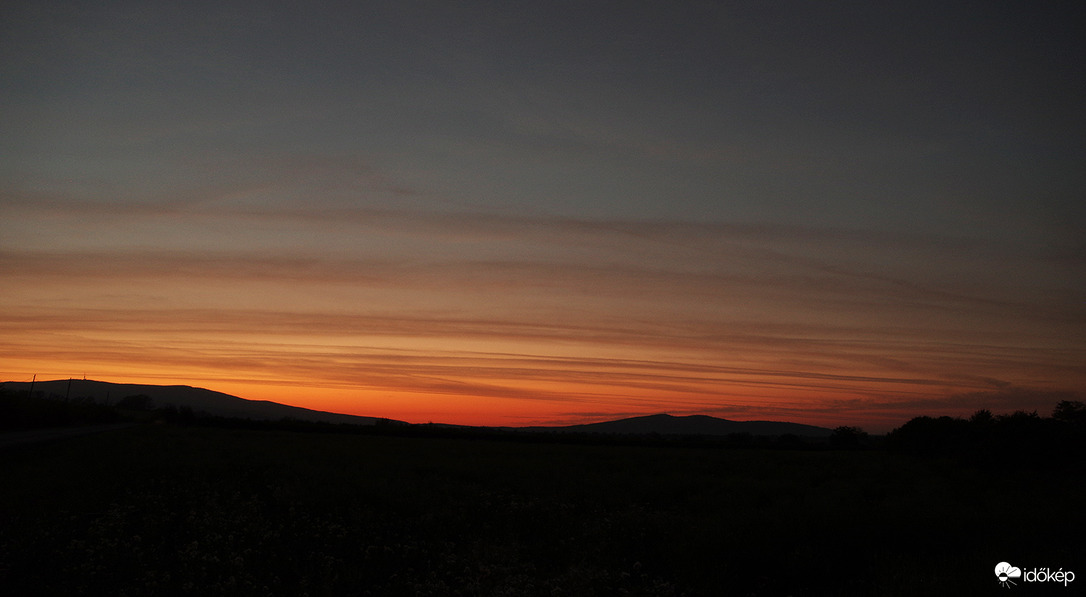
[3,2,1083,432]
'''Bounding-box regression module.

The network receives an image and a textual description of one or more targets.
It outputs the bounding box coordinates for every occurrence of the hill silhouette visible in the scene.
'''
[522,413,832,437]
[1,379,400,426]
[5,380,833,437]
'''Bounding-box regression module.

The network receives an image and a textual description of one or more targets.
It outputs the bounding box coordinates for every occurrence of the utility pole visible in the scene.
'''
[28,374,36,399]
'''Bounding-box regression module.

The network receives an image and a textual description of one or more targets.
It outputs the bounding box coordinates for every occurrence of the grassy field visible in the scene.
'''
[1,424,1081,596]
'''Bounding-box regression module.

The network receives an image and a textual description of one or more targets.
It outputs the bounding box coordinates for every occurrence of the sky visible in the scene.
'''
[2,1,1084,431]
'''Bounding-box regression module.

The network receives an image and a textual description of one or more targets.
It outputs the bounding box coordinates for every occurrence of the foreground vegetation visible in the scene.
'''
[2,413,1083,596]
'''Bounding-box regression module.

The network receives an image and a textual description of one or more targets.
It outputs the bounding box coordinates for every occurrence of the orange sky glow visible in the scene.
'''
[3,207,1082,433]
[3,3,1084,434]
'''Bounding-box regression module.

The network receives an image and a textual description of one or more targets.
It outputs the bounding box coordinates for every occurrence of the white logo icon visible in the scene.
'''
[996,562,1022,588]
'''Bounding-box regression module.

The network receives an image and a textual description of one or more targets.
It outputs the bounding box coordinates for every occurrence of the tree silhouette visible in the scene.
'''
[969,409,993,425]
[828,426,868,449]
[886,403,1086,466]
[885,416,968,456]
[1052,400,1086,426]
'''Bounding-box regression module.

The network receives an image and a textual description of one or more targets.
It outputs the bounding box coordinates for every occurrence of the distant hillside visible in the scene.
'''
[523,413,832,438]
[3,380,832,437]
[1,379,400,426]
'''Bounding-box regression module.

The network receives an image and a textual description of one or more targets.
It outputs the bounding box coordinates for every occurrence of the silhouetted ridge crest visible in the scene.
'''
[531,413,832,437]
[1,379,398,426]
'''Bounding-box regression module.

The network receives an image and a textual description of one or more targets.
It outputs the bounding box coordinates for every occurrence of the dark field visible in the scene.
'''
[1,425,1081,596]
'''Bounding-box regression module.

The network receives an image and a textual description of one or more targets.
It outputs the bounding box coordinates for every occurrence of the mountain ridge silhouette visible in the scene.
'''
[4,379,831,436]
[1,379,399,426]
[518,412,832,437]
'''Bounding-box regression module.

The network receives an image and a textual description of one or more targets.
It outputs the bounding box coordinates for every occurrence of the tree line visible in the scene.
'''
[881,401,1085,465]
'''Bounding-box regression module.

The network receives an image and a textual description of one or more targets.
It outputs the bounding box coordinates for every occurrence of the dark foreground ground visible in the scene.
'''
[1,424,1081,596]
